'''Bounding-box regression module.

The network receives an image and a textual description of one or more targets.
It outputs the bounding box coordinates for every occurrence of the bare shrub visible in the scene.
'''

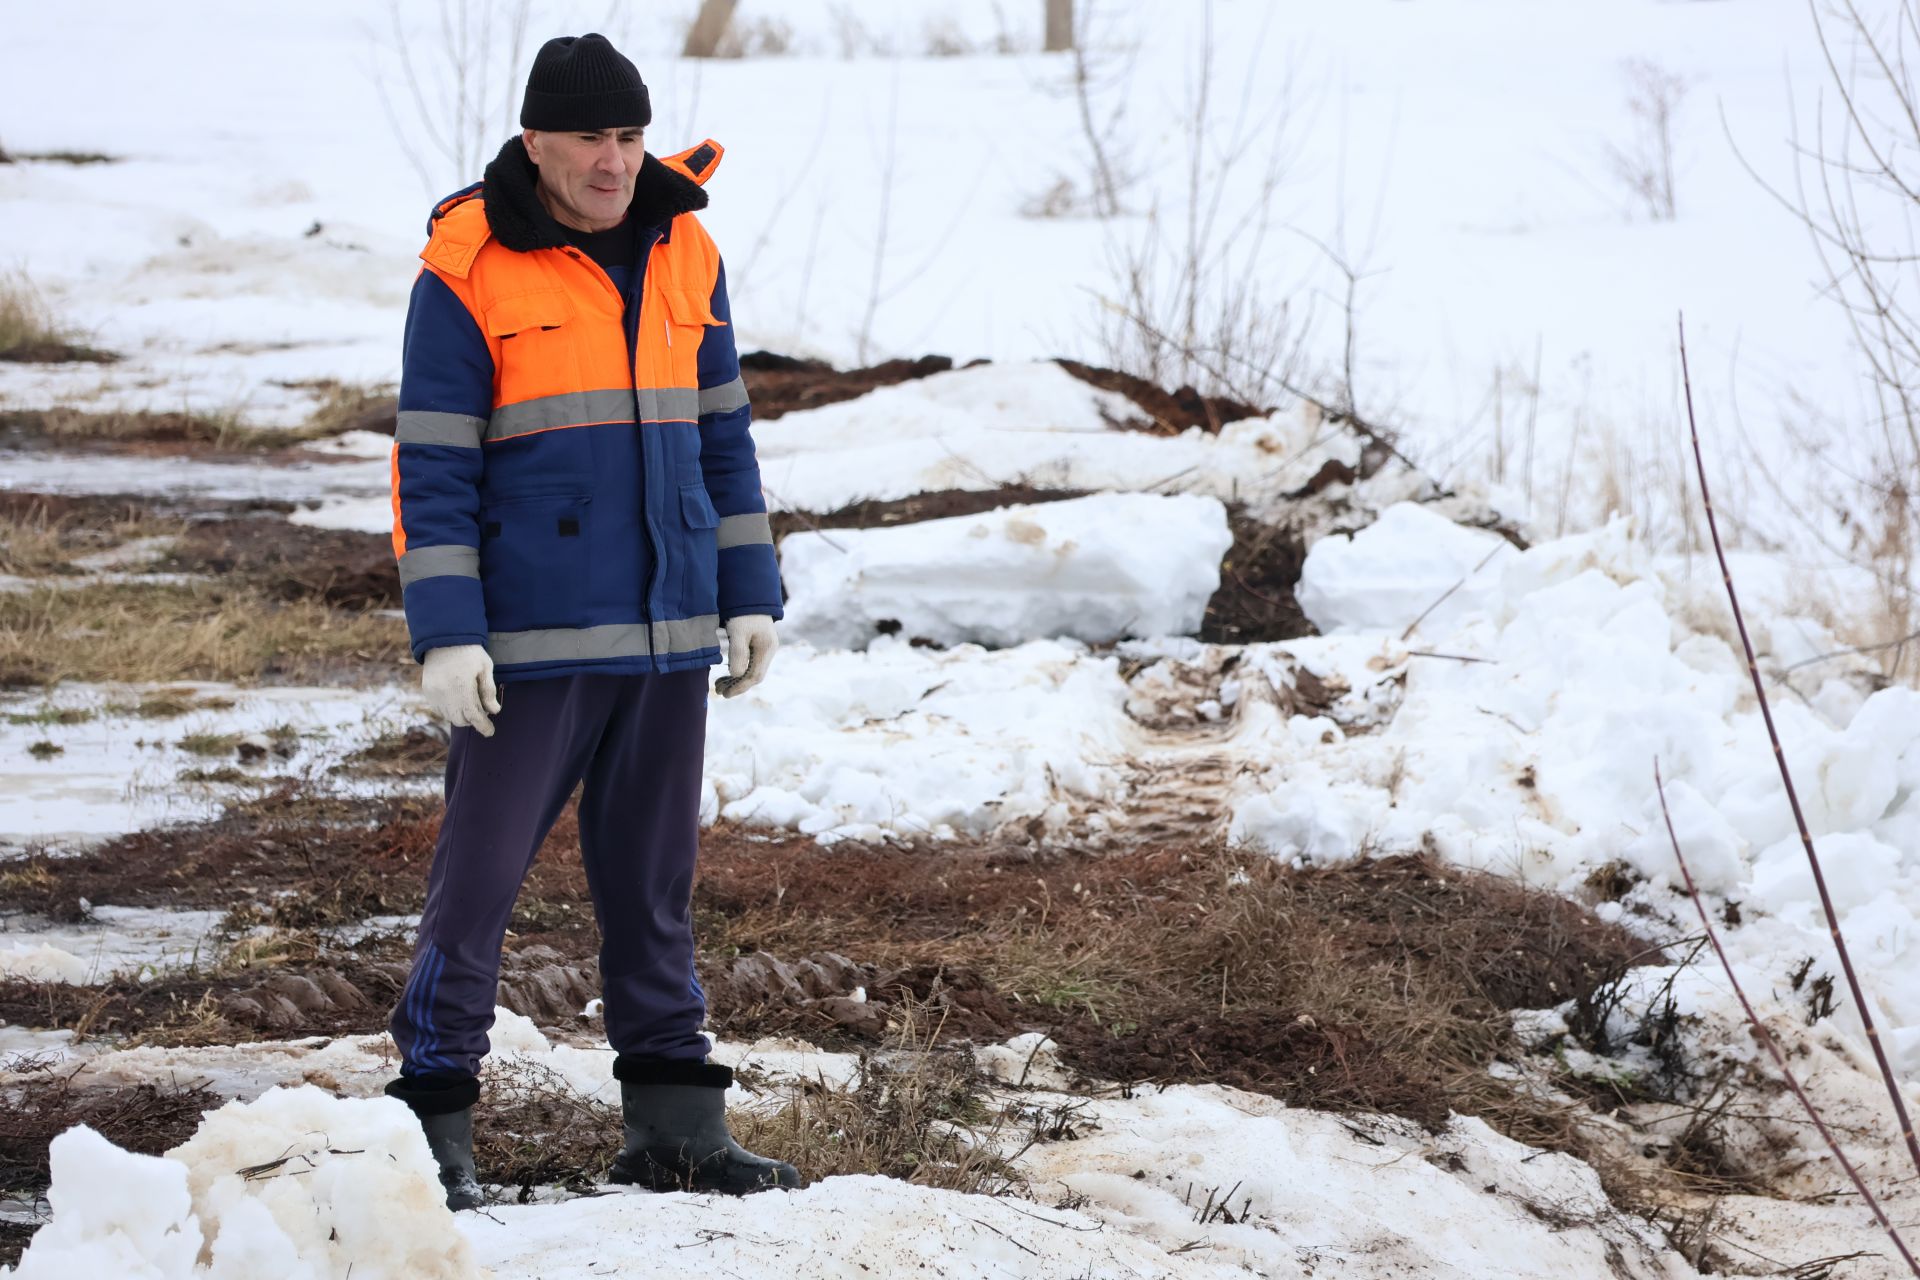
[827,4,895,59]
[710,15,794,58]
[1719,2,1920,685]
[1606,57,1688,222]
[368,0,534,194]
[1086,2,1380,439]
[1021,1,1137,219]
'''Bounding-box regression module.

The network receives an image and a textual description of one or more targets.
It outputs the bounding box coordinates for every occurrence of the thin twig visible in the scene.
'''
[1655,763,1919,1278]
[1678,312,1920,1187]
[1399,542,1508,642]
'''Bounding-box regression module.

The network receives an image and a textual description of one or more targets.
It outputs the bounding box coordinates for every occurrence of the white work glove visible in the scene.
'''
[421,643,501,736]
[715,614,777,698]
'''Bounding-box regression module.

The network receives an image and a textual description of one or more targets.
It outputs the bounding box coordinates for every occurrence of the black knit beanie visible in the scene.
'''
[520,33,651,131]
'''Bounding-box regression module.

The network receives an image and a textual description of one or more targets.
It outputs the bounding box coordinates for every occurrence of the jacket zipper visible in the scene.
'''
[562,239,668,661]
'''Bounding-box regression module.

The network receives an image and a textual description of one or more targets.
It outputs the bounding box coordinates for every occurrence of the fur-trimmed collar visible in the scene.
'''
[477,135,709,252]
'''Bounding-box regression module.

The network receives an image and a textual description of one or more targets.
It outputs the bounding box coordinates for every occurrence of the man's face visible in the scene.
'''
[523,126,645,232]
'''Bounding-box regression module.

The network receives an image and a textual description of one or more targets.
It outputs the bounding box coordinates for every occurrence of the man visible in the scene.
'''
[384,31,797,1209]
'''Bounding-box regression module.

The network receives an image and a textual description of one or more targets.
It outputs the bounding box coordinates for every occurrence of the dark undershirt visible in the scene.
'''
[559,216,640,297]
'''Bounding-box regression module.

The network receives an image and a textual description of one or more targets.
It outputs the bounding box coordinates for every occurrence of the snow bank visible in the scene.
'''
[1020,1086,1687,1279]
[751,363,1359,515]
[779,492,1232,649]
[1250,507,1920,1076]
[6,1086,477,1280]
[704,635,1137,844]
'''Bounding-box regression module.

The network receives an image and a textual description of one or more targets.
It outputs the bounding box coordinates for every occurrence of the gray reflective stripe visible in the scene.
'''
[489,615,720,665]
[397,543,480,586]
[716,512,773,549]
[486,387,704,440]
[637,387,701,423]
[487,389,635,441]
[698,376,750,417]
[396,411,484,448]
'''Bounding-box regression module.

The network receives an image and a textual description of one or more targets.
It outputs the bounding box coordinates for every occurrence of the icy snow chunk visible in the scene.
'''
[1748,831,1902,918]
[485,1006,550,1055]
[7,1125,204,1279]
[0,944,95,984]
[974,1033,1072,1090]
[779,492,1232,650]
[1227,782,1385,864]
[168,1084,478,1279]
[1625,777,1746,893]
[1296,502,1508,636]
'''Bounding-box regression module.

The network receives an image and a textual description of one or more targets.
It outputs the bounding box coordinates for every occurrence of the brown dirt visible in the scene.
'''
[740,352,963,420]
[0,1073,216,1247]
[769,484,1092,541]
[0,339,118,364]
[333,724,448,778]
[0,782,1660,1142]
[160,518,398,610]
[1054,359,1267,435]
[1200,509,1313,643]
[0,1073,216,1188]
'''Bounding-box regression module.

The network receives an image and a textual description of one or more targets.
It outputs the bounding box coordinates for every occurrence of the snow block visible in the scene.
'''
[778,491,1233,649]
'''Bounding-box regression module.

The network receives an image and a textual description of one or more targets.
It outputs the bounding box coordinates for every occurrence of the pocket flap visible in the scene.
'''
[662,286,722,328]
[484,290,573,338]
[679,482,720,529]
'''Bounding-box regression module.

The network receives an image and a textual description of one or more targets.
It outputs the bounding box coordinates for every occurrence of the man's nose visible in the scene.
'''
[594,137,626,174]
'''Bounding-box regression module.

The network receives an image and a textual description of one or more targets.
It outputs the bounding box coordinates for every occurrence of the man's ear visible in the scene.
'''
[521,128,541,162]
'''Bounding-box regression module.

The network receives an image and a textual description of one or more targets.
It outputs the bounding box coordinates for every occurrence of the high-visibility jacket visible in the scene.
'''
[389,136,781,681]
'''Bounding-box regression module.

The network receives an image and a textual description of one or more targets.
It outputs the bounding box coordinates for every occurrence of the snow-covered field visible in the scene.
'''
[3,1,1919,1277]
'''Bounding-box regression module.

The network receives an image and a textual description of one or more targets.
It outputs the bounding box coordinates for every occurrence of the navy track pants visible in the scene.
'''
[390,670,711,1079]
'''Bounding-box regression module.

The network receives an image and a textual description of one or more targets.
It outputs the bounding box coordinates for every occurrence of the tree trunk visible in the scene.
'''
[683,0,739,58]
[1044,0,1074,52]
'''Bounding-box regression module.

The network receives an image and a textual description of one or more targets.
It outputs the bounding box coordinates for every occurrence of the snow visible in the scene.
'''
[0,0,1892,571]
[779,492,1233,649]
[7,1126,204,1280]
[7,1087,477,1280]
[0,908,230,983]
[704,635,1136,844]
[8,1027,1702,1280]
[1297,501,1512,637]
[0,682,431,854]
[3,1,1919,1273]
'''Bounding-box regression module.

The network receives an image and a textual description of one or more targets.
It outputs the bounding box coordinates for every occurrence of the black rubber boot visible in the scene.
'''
[386,1074,486,1211]
[607,1058,801,1195]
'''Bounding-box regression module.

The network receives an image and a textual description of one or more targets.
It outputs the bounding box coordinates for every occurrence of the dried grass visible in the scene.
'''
[0,577,406,686]
[0,271,116,364]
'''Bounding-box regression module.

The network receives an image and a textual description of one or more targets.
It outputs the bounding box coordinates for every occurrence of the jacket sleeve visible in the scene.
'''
[695,257,783,623]
[391,267,493,661]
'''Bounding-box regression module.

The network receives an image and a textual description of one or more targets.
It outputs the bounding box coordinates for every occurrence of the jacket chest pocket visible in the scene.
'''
[478,494,590,632]
[649,286,719,385]
[485,290,578,406]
